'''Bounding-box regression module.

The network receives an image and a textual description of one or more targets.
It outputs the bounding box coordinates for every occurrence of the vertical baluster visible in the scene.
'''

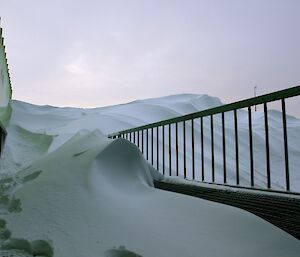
[282,99,290,191]
[146,129,149,160]
[133,131,136,144]
[201,117,204,181]
[191,119,195,180]
[248,106,254,187]
[183,121,186,178]
[234,110,239,185]
[222,112,227,184]
[210,115,215,182]
[176,122,179,176]
[157,126,159,170]
[169,124,172,176]
[142,130,144,155]
[163,125,165,175]
[137,131,140,148]
[151,127,154,165]
[264,103,271,189]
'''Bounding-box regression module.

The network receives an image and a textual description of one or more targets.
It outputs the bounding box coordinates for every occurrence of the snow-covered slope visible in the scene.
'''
[0,94,300,256]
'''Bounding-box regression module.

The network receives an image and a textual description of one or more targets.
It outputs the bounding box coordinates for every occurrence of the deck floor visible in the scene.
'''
[154,180,300,240]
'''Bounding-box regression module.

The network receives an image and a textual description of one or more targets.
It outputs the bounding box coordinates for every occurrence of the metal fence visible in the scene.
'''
[108,86,300,194]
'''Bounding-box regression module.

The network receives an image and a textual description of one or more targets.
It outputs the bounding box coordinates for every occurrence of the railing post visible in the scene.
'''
[183,121,186,178]
[282,99,290,191]
[169,124,172,176]
[222,112,227,184]
[264,103,271,189]
[146,129,149,160]
[157,126,159,170]
[248,106,254,187]
[210,115,215,182]
[176,122,179,176]
[163,125,165,175]
[201,117,204,181]
[234,110,239,185]
[151,128,154,165]
[191,119,195,180]
[141,130,144,154]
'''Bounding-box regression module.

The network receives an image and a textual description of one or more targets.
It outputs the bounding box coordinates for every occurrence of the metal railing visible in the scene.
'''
[108,86,300,194]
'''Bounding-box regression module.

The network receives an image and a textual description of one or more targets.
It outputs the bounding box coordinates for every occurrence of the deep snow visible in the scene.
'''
[0,94,299,257]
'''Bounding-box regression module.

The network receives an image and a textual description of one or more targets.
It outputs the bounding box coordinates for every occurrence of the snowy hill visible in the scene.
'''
[0,94,300,256]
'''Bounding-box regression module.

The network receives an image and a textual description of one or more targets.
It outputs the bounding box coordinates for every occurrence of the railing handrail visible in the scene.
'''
[108,85,300,137]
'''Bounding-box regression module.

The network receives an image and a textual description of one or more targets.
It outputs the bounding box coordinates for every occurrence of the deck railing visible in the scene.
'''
[108,86,300,194]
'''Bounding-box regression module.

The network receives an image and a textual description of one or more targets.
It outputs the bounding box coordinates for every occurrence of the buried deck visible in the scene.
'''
[154,180,300,240]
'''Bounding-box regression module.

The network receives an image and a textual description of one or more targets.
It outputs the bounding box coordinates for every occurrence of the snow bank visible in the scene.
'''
[0,94,299,256]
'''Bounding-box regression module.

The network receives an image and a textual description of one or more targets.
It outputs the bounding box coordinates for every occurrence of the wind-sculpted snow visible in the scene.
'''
[91,138,154,192]
[0,94,299,256]
[2,131,300,256]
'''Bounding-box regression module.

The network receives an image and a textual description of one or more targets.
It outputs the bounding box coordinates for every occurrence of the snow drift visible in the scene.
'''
[0,94,300,256]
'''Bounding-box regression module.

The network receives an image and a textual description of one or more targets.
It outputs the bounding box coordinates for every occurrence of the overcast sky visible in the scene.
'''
[1,0,299,111]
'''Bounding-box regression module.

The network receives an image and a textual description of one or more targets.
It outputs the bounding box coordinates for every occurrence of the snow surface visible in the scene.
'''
[0,94,299,256]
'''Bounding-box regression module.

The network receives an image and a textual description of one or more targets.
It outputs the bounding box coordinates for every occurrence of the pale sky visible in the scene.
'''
[1,0,299,112]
